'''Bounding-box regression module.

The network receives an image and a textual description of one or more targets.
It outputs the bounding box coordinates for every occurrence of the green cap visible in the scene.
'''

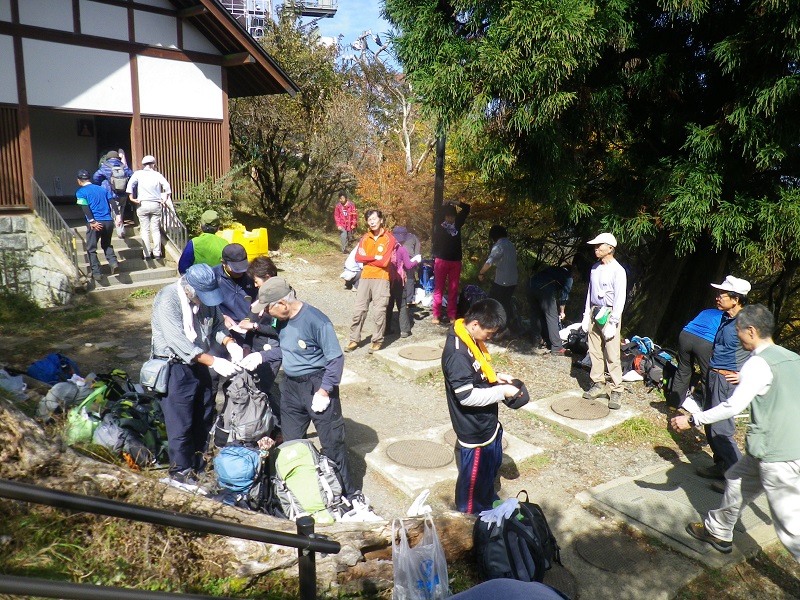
[200,210,219,226]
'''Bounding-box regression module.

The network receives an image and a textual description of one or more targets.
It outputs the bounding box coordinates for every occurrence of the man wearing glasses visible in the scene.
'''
[697,276,751,488]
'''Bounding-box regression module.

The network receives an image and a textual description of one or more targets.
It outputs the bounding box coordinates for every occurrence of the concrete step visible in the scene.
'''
[89,265,176,286]
[85,277,178,304]
[79,256,169,274]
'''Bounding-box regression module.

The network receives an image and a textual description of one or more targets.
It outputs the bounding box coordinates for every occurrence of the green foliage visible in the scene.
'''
[177,170,239,234]
[128,288,156,300]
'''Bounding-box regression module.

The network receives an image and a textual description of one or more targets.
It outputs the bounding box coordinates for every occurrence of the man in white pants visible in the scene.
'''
[581,232,627,409]
[671,304,800,560]
[127,154,171,261]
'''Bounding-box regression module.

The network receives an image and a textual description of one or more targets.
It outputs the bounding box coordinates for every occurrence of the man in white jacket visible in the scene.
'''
[581,233,627,409]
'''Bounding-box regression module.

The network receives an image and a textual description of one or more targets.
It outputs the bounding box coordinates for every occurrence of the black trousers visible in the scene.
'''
[280,370,354,497]
[528,289,561,350]
[668,330,713,408]
[489,283,517,331]
[162,362,214,475]
[704,369,742,470]
[85,220,118,276]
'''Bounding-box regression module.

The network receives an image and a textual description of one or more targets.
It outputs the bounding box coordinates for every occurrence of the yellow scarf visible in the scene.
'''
[454,318,497,383]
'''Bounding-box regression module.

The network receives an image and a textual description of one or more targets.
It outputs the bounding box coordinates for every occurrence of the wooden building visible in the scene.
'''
[0,0,297,211]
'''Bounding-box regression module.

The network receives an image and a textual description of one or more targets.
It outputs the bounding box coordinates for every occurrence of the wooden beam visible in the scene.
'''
[178,6,208,18]
[222,52,254,66]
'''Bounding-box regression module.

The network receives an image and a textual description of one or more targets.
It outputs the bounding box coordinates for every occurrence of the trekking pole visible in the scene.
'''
[296,515,317,600]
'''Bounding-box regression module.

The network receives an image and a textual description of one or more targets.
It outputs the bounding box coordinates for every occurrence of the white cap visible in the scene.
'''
[142,155,156,165]
[711,275,751,295]
[587,232,617,247]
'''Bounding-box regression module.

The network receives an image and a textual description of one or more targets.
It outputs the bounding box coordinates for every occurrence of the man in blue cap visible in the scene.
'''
[150,263,243,492]
[75,169,119,282]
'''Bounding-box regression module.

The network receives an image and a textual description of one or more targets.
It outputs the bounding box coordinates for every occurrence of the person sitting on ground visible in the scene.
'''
[150,263,243,491]
[75,169,119,282]
[344,209,396,354]
[442,298,522,513]
[671,304,800,561]
[178,210,230,274]
[432,199,470,325]
[528,264,574,356]
[478,225,519,334]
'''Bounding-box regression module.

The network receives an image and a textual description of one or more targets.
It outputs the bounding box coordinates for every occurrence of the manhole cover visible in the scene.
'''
[574,531,647,573]
[398,346,442,361]
[551,396,609,420]
[444,428,508,450]
[543,563,578,599]
[386,440,454,468]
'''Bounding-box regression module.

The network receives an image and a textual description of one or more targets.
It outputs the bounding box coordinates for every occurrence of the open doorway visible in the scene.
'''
[95,115,132,168]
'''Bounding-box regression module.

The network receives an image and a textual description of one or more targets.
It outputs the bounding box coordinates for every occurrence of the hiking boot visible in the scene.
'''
[400,331,411,338]
[550,349,568,357]
[583,384,608,399]
[368,342,381,354]
[344,341,358,353]
[697,463,727,480]
[685,523,732,553]
[608,391,622,410]
[711,480,727,494]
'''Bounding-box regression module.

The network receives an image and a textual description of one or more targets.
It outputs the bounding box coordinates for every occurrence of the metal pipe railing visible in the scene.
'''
[161,201,188,253]
[0,479,340,600]
[31,177,80,274]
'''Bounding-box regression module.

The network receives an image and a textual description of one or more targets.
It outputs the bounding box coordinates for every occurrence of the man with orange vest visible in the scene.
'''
[344,209,396,354]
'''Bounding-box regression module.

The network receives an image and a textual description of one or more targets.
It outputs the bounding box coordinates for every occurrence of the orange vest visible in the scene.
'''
[358,230,396,280]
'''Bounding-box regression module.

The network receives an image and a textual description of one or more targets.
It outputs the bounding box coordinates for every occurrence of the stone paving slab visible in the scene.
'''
[340,368,366,386]
[577,459,776,569]
[522,389,641,441]
[354,423,544,497]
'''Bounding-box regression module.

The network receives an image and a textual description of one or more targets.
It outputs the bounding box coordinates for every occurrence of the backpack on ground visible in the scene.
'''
[213,444,285,517]
[27,353,80,385]
[639,349,678,392]
[107,162,129,193]
[473,491,562,583]
[212,370,274,448]
[272,439,347,524]
[563,328,588,356]
[92,392,168,467]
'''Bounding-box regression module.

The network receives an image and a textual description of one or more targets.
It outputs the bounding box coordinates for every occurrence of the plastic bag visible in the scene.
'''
[392,516,450,600]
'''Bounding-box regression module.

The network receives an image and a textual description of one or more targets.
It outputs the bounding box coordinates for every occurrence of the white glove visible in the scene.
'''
[479,498,519,526]
[580,311,591,332]
[210,357,242,377]
[226,342,244,364]
[240,352,264,371]
[311,391,331,413]
[411,254,422,264]
[602,322,617,341]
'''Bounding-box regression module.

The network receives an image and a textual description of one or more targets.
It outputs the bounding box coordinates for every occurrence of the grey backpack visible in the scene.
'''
[213,371,274,447]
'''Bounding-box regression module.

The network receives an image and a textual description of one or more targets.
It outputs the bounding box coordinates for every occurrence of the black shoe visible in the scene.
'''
[686,523,732,553]
[697,463,727,480]
[711,480,727,494]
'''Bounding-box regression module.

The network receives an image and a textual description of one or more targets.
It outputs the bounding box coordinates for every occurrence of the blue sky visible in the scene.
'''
[312,0,393,52]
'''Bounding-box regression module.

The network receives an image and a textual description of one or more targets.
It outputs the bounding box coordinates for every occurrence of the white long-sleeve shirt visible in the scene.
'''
[694,343,773,426]
[583,258,627,325]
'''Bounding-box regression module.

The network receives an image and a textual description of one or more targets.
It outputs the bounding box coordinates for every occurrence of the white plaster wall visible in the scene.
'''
[29,110,100,199]
[79,0,129,40]
[138,57,223,119]
[182,20,220,54]
[0,0,12,23]
[19,0,73,31]
[24,40,132,112]
[134,9,178,48]
[0,35,17,104]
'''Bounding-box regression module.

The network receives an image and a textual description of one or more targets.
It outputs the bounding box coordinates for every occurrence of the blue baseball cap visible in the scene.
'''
[185,263,223,306]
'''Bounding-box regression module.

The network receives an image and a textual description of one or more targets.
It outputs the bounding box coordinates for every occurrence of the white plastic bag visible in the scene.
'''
[392,516,450,600]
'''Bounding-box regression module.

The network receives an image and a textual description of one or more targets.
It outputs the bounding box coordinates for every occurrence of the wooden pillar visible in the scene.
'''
[11,0,33,209]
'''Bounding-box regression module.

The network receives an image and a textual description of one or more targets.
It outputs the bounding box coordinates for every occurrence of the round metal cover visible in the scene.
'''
[574,531,647,573]
[551,396,609,420]
[386,440,454,469]
[398,346,442,361]
[543,563,578,599]
[444,428,508,450]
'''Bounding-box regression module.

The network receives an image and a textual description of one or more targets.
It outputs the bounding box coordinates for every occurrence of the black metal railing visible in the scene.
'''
[31,177,80,274]
[0,479,340,600]
[162,201,188,253]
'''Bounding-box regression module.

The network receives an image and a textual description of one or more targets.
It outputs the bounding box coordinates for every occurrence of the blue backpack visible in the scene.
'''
[215,445,262,492]
[27,353,80,385]
[420,260,435,293]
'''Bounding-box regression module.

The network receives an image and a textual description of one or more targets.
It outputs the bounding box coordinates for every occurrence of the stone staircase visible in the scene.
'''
[58,204,179,303]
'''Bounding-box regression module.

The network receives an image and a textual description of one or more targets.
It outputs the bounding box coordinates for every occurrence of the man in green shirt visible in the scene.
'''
[178,210,229,274]
[671,304,800,560]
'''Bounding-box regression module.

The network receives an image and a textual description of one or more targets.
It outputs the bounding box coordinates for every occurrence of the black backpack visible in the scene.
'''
[473,491,562,583]
[563,328,588,355]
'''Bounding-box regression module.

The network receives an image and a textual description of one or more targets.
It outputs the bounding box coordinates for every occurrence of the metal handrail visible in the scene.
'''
[31,177,80,274]
[0,479,340,600]
[162,201,188,252]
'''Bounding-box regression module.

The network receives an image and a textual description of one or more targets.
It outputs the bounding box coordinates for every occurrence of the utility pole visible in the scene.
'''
[431,131,446,242]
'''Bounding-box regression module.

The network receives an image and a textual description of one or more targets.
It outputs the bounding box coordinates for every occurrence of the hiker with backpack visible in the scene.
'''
[442,298,526,514]
[385,238,422,338]
[150,263,243,492]
[241,276,369,510]
[92,150,133,238]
